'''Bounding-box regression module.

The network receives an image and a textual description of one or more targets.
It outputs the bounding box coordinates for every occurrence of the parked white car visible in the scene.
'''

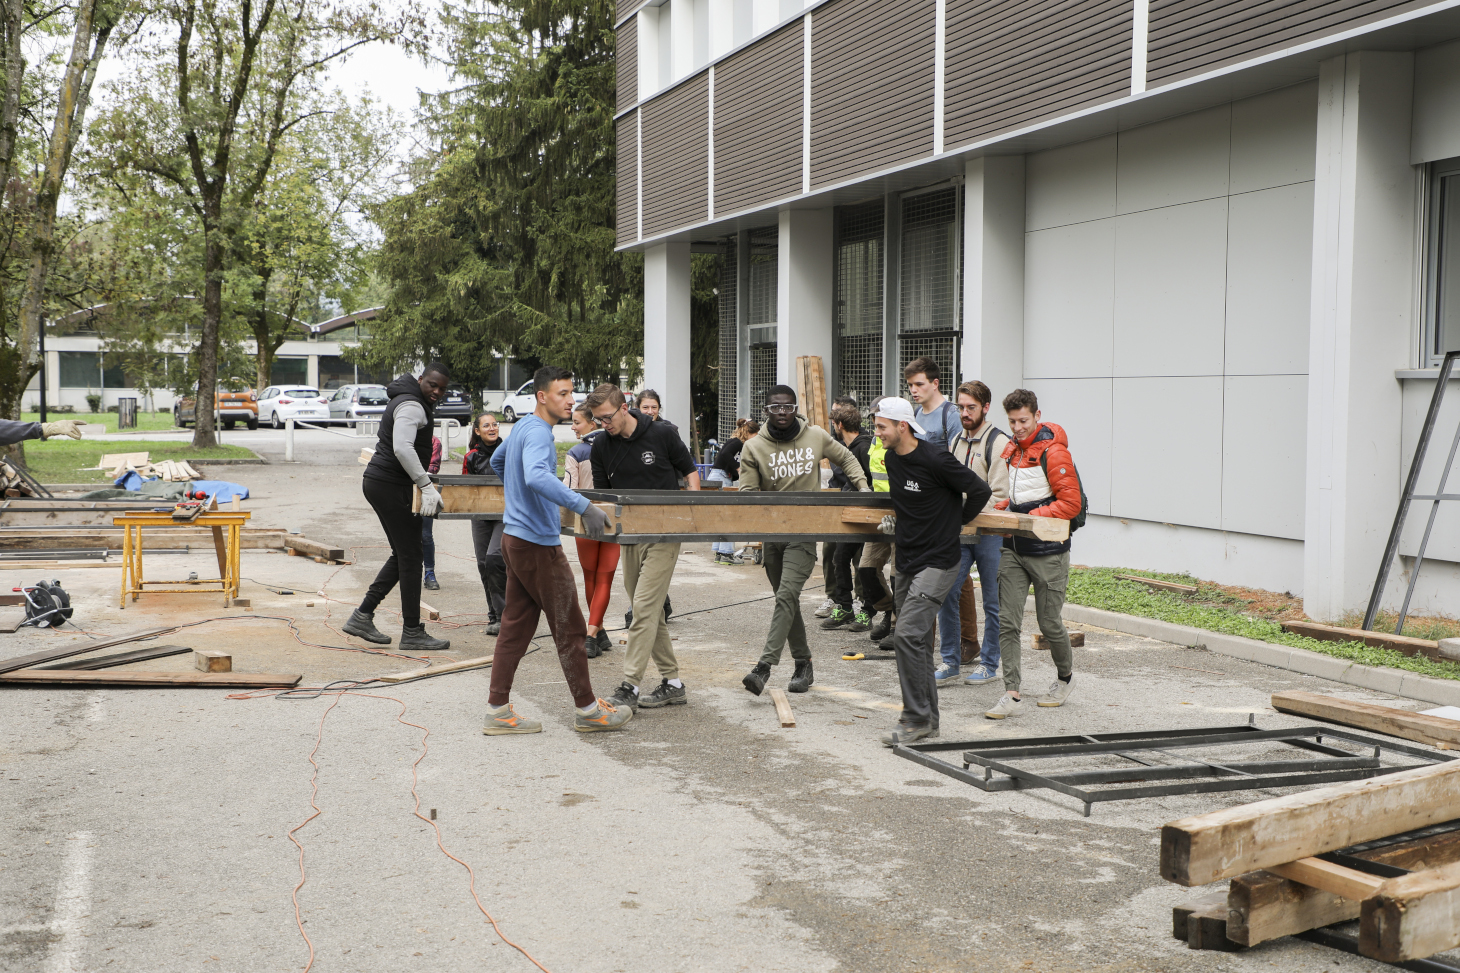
[326,384,388,426]
[499,381,587,422]
[257,386,329,428]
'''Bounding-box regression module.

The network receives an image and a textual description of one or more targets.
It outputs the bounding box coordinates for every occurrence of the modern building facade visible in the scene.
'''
[615,0,1460,620]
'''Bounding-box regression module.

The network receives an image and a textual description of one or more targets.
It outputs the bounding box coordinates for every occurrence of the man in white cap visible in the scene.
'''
[871,397,992,746]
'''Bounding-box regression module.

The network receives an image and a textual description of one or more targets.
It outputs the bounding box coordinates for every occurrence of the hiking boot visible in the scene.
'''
[585,634,601,659]
[788,660,814,693]
[742,663,771,696]
[935,662,961,687]
[343,609,391,644]
[813,597,836,618]
[482,703,542,735]
[484,619,500,636]
[575,699,632,733]
[639,680,687,708]
[423,571,440,591]
[848,611,871,633]
[985,694,1023,720]
[881,722,937,747]
[1038,675,1075,708]
[604,681,640,712]
[400,623,450,651]
[963,663,999,686]
[597,630,613,654]
[869,612,894,641]
[877,637,897,654]
[820,608,853,630]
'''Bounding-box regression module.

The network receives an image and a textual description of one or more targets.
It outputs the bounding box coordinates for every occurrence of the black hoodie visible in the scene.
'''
[828,430,873,492]
[589,409,696,490]
[363,374,435,485]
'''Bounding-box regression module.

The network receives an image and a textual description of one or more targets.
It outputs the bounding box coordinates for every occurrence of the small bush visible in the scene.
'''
[85,394,102,413]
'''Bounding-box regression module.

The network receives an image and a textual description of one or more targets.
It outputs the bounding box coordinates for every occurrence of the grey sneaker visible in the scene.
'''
[482,704,543,735]
[343,609,391,644]
[814,597,836,618]
[638,679,687,708]
[604,681,640,712]
[985,694,1023,720]
[964,663,999,685]
[1038,675,1075,707]
[881,722,937,747]
[574,699,633,732]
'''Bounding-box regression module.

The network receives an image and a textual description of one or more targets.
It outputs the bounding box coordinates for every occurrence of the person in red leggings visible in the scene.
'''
[564,404,617,658]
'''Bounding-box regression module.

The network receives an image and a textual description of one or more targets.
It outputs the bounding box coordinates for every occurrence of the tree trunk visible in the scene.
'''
[193,201,223,448]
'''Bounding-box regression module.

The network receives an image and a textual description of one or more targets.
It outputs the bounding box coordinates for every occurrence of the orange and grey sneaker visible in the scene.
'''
[574,698,633,733]
[482,703,543,735]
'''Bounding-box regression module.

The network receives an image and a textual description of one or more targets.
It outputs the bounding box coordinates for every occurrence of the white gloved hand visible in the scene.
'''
[41,419,84,440]
[580,504,610,540]
[418,483,443,518]
[877,514,896,535]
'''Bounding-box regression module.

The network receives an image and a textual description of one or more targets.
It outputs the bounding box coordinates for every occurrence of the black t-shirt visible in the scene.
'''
[712,438,744,477]
[590,410,697,490]
[885,439,993,577]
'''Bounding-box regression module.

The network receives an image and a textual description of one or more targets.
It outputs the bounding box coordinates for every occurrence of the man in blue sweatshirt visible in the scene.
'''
[485,366,631,735]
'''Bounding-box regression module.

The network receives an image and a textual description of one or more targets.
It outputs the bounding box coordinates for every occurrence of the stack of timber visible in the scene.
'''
[1272,691,1460,750]
[90,452,204,482]
[1161,758,1460,962]
[795,356,829,431]
[1,459,46,498]
[0,627,299,687]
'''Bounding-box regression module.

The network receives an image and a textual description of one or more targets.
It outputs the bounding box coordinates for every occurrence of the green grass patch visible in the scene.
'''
[1068,566,1460,682]
[20,410,177,433]
[1339,609,1460,643]
[17,439,258,485]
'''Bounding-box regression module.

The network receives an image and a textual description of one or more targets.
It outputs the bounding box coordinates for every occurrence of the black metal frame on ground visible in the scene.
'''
[893,719,1457,817]
[1365,349,1460,634]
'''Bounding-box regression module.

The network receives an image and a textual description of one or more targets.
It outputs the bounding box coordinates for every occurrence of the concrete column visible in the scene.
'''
[962,155,1026,402]
[776,208,834,415]
[1304,52,1417,621]
[306,355,320,390]
[644,241,693,434]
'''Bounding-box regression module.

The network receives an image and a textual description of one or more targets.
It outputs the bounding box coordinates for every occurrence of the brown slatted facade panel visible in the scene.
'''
[714,22,804,216]
[1148,0,1433,84]
[944,0,1132,147]
[617,0,640,25]
[641,75,709,237]
[616,113,637,248]
[810,0,936,190]
[617,22,636,115]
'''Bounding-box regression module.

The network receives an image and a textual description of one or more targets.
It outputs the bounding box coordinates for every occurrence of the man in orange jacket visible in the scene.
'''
[984,388,1084,720]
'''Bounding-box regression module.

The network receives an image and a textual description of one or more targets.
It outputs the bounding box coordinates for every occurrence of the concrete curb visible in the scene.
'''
[1060,603,1460,708]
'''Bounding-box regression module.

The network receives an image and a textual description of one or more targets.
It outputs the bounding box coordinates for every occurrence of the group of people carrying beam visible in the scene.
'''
[345,356,1085,743]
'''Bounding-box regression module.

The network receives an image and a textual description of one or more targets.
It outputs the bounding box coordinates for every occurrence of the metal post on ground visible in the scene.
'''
[285,417,295,462]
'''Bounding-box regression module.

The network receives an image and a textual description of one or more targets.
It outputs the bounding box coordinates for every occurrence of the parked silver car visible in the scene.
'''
[326,384,388,426]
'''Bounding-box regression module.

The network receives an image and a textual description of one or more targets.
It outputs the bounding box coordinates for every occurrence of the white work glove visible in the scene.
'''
[419,483,442,518]
[41,419,84,440]
[877,514,896,535]
[580,504,610,540]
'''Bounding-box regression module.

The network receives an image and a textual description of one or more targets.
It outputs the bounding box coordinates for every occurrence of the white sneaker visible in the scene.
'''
[1038,675,1075,707]
[985,694,1023,720]
[814,598,836,618]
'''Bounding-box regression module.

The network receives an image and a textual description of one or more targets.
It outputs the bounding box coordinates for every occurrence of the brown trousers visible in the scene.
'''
[959,576,980,664]
[490,534,596,709]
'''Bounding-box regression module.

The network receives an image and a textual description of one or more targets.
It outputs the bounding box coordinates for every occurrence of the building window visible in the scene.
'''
[1428,156,1460,363]
[318,355,355,390]
[59,351,101,388]
[271,356,308,385]
[898,185,961,387]
[834,200,885,408]
[746,226,778,415]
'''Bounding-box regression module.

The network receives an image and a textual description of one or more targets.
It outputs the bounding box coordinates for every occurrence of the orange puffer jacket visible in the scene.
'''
[994,422,1081,555]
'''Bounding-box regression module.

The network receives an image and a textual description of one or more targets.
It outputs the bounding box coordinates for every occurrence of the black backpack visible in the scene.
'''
[1039,450,1088,534]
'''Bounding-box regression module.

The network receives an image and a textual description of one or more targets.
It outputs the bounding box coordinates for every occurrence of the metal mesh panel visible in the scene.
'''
[718,238,739,442]
[835,201,884,408]
[899,186,960,386]
[747,226,778,413]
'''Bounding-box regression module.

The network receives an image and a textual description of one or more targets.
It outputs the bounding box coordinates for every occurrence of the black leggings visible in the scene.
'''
[471,519,507,621]
[360,476,423,627]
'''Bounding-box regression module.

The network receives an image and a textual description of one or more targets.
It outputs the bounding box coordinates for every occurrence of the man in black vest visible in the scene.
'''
[344,364,452,650]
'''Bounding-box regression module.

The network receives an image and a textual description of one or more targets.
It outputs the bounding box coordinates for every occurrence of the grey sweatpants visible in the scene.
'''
[998,549,1073,693]
[759,541,817,666]
[891,564,963,729]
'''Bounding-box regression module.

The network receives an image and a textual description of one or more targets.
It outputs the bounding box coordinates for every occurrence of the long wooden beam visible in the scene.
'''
[1281,620,1443,662]
[0,626,180,674]
[1161,758,1460,887]
[1272,691,1460,750]
[0,670,302,687]
[1268,857,1385,900]
[1361,860,1460,961]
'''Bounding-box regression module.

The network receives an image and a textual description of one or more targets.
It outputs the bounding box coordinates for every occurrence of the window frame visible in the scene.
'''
[1424,156,1460,366]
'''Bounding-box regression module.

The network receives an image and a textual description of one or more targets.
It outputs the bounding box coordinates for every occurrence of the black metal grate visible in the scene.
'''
[899,186,960,387]
[747,226,779,414]
[835,200,885,408]
[717,237,739,443]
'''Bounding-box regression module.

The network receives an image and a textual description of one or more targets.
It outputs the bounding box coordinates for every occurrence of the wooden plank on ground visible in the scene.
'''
[1160,758,1460,886]
[1173,890,1228,942]
[1361,859,1460,961]
[0,670,301,687]
[283,536,345,561]
[1272,691,1460,750]
[1268,857,1386,900]
[1033,632,1084,650]
[97,452,149,471]
[0,594,24,606]
[0,610,24,633]
[0,626,179,673]
[1282,620,1443,661]
[419,601,440,621]
[39,645,191,670]
[377,655,493,684]
[769,687,796,728]
[1117,573,1198,594]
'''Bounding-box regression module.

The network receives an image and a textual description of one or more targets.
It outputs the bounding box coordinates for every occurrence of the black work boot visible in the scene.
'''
[585,634,601,659]
[400,623,450,651]
[869,612,894,641]
[343,609,391,644]
[788,659,814,693]
[742,663,771,696]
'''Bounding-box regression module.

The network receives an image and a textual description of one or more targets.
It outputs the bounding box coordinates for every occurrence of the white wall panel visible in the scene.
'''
[1021,378,1112,515]
[1412,38,1460,165]
[1078,515,1306,594]
[1113,198,1228,376]
[1115,105,1230,214]
[1024,220,1114,378]
[1221,375,1308,540]
[1111,376,1224,528]
[1230,81,1318,193]
[1024,135,1116,232]
[1225,183,1314,376]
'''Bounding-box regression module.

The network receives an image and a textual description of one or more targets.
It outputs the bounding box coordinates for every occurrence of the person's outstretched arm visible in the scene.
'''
[523,426,588,514]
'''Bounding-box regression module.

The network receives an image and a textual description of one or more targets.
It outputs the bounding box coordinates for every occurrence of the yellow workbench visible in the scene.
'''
[113,509,251,607]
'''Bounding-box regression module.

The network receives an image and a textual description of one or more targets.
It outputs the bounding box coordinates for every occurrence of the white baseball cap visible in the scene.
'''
[874,397,926,435]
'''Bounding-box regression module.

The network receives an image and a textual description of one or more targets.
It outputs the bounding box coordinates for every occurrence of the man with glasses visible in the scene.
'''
[585,384,700,713]
[737,385,870,697]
